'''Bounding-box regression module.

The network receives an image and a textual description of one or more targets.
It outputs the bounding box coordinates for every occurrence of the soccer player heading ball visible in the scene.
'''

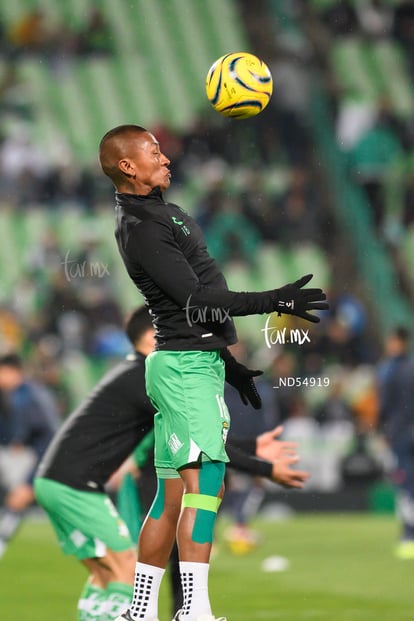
[99,125,328,621]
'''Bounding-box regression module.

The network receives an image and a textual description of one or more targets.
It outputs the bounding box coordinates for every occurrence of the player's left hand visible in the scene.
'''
[225,360,263,409]
[256,425,298,461]
[106,457,140,490]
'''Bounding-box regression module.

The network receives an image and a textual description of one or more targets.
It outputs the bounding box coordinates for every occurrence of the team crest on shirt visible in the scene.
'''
[216,394,230,444]
[222,421,229,444]
[171,216,190,236]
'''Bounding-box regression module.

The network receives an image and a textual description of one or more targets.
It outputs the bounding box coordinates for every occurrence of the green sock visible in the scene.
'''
[100,582,133,621]
[77,582,106,621]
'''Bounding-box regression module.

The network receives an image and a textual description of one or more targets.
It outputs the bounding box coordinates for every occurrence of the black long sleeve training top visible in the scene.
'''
[115,189,278,350]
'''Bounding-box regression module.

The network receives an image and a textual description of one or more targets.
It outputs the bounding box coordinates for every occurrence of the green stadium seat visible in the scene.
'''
[257,244,294,288]
[1,0,248,159]
[331,39,378,102]
[370,41,414,119]
[401,227,414,273]
[61,351,98,409]
[288,244,331,289]
[0,209,20,295]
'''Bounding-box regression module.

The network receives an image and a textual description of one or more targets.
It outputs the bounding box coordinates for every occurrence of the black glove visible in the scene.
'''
[221,349,263,409]
[274,274,328,323]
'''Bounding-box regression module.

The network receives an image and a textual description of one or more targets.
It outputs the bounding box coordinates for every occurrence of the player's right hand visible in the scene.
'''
[270,454,310,489]
[273,273,328,323]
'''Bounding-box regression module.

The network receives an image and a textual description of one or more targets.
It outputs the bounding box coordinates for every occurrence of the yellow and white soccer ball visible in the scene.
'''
[205,52,273,119]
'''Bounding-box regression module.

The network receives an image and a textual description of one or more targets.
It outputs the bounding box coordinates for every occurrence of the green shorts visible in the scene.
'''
[34,477,134,560]
[145,350,230,473]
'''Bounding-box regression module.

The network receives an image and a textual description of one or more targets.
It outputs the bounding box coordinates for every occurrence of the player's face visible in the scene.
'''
[130,133,171,192]
[385,335,405,357]
[135,328,156,356]
[142,328,156,353]
[0,366,22,391]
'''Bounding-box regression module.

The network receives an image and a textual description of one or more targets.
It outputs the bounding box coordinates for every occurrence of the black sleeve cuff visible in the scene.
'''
[228,435,257,455]
[226,442,273,479]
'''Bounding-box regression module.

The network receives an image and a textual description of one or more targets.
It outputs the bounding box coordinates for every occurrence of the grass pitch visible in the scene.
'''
[0,513,411,621]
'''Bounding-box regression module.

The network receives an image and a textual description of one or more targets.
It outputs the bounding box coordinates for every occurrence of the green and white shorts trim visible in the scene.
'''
[145,349,230,473]
[34,477,134,560]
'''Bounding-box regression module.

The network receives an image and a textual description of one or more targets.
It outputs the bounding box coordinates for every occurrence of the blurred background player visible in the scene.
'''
[378,326,414,559]
[35,306,308,621]
[222,341,274,554]
[0,353,59,558]
[34,308,155,621]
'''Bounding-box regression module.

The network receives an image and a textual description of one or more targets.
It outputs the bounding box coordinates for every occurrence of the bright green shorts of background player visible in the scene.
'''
[145,349,230,474]
[34,478,134,560]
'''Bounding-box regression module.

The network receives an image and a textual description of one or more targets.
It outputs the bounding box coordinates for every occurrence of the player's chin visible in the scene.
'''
[159,176,171,191]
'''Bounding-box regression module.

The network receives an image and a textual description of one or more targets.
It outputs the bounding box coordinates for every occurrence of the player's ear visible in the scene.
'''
[119,157,136,178]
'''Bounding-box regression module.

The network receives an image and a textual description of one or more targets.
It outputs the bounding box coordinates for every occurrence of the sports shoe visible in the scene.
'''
[172,611,227,621]
[224,524,261,555]
[115,611,159,621]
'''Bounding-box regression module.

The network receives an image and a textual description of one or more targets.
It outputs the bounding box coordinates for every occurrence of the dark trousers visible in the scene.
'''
[392,437,414,540]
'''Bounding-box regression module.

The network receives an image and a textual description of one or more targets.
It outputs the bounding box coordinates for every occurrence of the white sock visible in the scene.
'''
[129,562,165,620]
[179,561,211,620]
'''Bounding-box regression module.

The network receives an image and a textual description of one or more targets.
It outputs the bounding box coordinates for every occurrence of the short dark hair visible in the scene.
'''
[125,306,154,345]
[99,124,149,184]
[99,124,148,152]
[390,326,411,343]
[0,353,23,369]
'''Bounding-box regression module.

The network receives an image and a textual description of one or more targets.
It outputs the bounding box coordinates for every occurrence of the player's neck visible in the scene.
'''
[135,345,153,357]
[116,179,153,196]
